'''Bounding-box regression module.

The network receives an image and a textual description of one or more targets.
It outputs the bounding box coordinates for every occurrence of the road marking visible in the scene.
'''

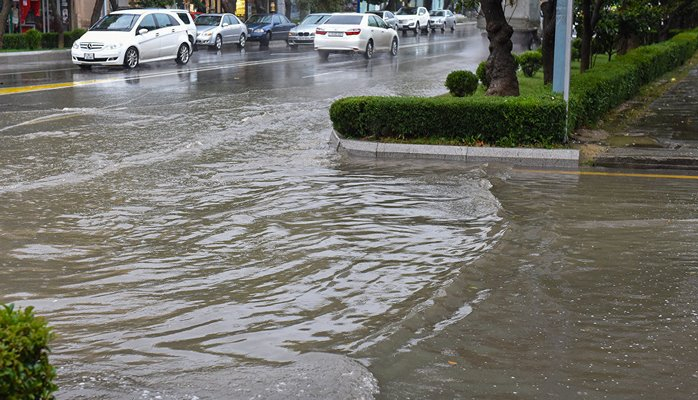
[302,71,342,79]
[0,55,317,96]
[518,169,698,180]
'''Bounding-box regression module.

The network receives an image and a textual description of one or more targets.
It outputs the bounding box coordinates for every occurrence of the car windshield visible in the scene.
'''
[430,10,445,17]
[300,14,331,26]
[396,8,418,16]
[195,15,221,26]
[90,13,139,31]
[325,15,362,25]
[246,14,272,24]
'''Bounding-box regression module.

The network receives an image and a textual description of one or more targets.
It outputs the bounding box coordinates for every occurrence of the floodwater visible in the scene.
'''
[1,28,698,399]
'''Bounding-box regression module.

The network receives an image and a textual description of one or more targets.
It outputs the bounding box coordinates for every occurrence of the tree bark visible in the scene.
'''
[541,0,556,85]
[0,0,11,49]
[221,0,237,14]
[580,0,603,73]
[49,0,65,48]
[480,0,520,96]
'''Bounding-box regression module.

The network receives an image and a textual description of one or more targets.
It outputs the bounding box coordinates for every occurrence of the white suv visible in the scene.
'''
[72,9,192,69]
[170,9,197,49]
[396,7,430,34]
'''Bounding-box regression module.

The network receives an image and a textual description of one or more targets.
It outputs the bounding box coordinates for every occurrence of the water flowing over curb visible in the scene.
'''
[330,130,579,168]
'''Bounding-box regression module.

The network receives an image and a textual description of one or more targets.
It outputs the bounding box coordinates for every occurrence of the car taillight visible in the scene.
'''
[345,28,361,36]
[316,28,327,35]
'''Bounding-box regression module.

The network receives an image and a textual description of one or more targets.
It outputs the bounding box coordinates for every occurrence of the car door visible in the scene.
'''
[135,14,161,61]
[385,11,397,30]
[369,15,389,50]
[154,13,180,58]
[224,15,241,42]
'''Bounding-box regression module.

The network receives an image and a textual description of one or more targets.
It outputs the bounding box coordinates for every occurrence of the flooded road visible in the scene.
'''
[2,26,698,399]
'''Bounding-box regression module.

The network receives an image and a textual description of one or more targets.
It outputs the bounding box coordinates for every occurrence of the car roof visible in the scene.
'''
[112,9,176,15]
[197,13,232,17]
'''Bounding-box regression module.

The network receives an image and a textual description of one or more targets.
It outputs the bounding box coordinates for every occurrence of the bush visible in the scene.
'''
[445,70,479,97]
[476,60,490,88]
[569,30,698,129]
[0,304,57,399]
[41,32,58,49]
[517,51,543,77]
[24,29,42,50]
[330,95,567,147]
[1,34,27,50]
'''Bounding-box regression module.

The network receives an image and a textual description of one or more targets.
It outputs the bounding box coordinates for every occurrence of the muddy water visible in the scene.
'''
[2,34,698,398]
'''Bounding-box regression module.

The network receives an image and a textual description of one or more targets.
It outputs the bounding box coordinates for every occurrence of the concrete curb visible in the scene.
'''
[0,49,71,63]
[330,130,580,168]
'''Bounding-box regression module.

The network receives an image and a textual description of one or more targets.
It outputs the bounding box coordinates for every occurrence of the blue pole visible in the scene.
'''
[552,0,573,100]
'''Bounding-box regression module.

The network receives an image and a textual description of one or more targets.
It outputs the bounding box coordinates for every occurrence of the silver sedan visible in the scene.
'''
[429,10,456,32]
[195,13,248,50]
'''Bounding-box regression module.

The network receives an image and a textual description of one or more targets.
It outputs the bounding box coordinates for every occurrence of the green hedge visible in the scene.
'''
[2,28,86,50]
[330,31,698,147]
[330,96,567,147]
[0,304,57,399]
[569,31,698,129]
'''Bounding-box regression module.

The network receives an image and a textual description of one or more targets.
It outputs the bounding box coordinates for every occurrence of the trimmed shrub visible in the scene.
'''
[0,303,57,399]
[517,51,543,77]
[1,34,27,50]
[330,95,567,147]
[41,32,59,49]
[445,70,479,97]
[569,30,698,129]
[24,29,42,50]
[64,29,87,47]
[476,60,490,88]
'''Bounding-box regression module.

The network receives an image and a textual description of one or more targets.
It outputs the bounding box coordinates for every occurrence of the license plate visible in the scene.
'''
[84,53,94,60]
[328,32,343,37]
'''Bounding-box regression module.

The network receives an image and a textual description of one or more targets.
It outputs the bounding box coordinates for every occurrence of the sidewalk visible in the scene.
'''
[575,62,698,170]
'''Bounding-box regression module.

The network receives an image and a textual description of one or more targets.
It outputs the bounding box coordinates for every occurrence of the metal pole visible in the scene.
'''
[552,0,572,101]
[103,0,107,17]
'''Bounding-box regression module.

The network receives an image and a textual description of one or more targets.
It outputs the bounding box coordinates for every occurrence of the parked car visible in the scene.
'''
[195,13,248,50]
[170,9,197,48]
[429,9,456,32]
[367,10,398,30]
[71,9,192,69]
[245,13,296,45]
[314,13,399,60]
[395,6,430,34]
[287,13,332,47]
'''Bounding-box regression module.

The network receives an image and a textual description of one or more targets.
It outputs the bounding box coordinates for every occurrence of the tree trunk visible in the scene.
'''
[0,0,11,49]
[580,0,603,73]
[480,0,520,96]
[541,0,556,85]
[221,0,237,14]
[91,0,104,25]
[48,0,64,48]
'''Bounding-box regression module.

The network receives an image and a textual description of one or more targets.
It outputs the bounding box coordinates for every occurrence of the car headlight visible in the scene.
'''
[106,43,122,50]
[254,28,265,33]
[72,42,79,49]
[202,31,212,37]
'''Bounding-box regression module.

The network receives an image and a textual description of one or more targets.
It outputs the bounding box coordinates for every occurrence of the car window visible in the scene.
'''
[195,15,221,26]
[368,15,378,27]
[446,11,453,16]
[386,12,394,19]
[418,8,426,16]
[176,12,191,25]
[377,18,389,29]
[154,13,173,28]
[396,8,417,15]
[301,14,330,26]
[246,14,272,24]
[280,15,291,24]
[138,14,157,31]
[90,13,138,31]
[325,15,362,25]
[223,15,232,25]
[272,15,281,25]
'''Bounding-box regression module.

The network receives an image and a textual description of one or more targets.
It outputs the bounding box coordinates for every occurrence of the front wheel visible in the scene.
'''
[318,50,329,60]
[214,35,222,51]
[237,33,246,49]
[175,43,190,65]
[413,22,419,35]
[451,21,456,32]
[123,47,139,69]
[78,64,92,70]
[364,40,374,59]
[390,38,398,57]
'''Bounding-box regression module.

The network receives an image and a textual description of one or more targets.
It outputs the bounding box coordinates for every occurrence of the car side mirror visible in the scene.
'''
[222,23,229,27]
[138,28,148,35]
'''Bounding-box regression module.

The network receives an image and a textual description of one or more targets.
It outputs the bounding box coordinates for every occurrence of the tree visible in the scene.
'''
[49,0,65,48]
[579,0,604,73]
[540,0,556,85]
[480,0,519,96]
[0,0,11,49]
[92,0,122,25]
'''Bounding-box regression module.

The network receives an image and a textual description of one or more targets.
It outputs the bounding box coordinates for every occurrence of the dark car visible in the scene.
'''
[245,13,296,45]
[367,10,398,30]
